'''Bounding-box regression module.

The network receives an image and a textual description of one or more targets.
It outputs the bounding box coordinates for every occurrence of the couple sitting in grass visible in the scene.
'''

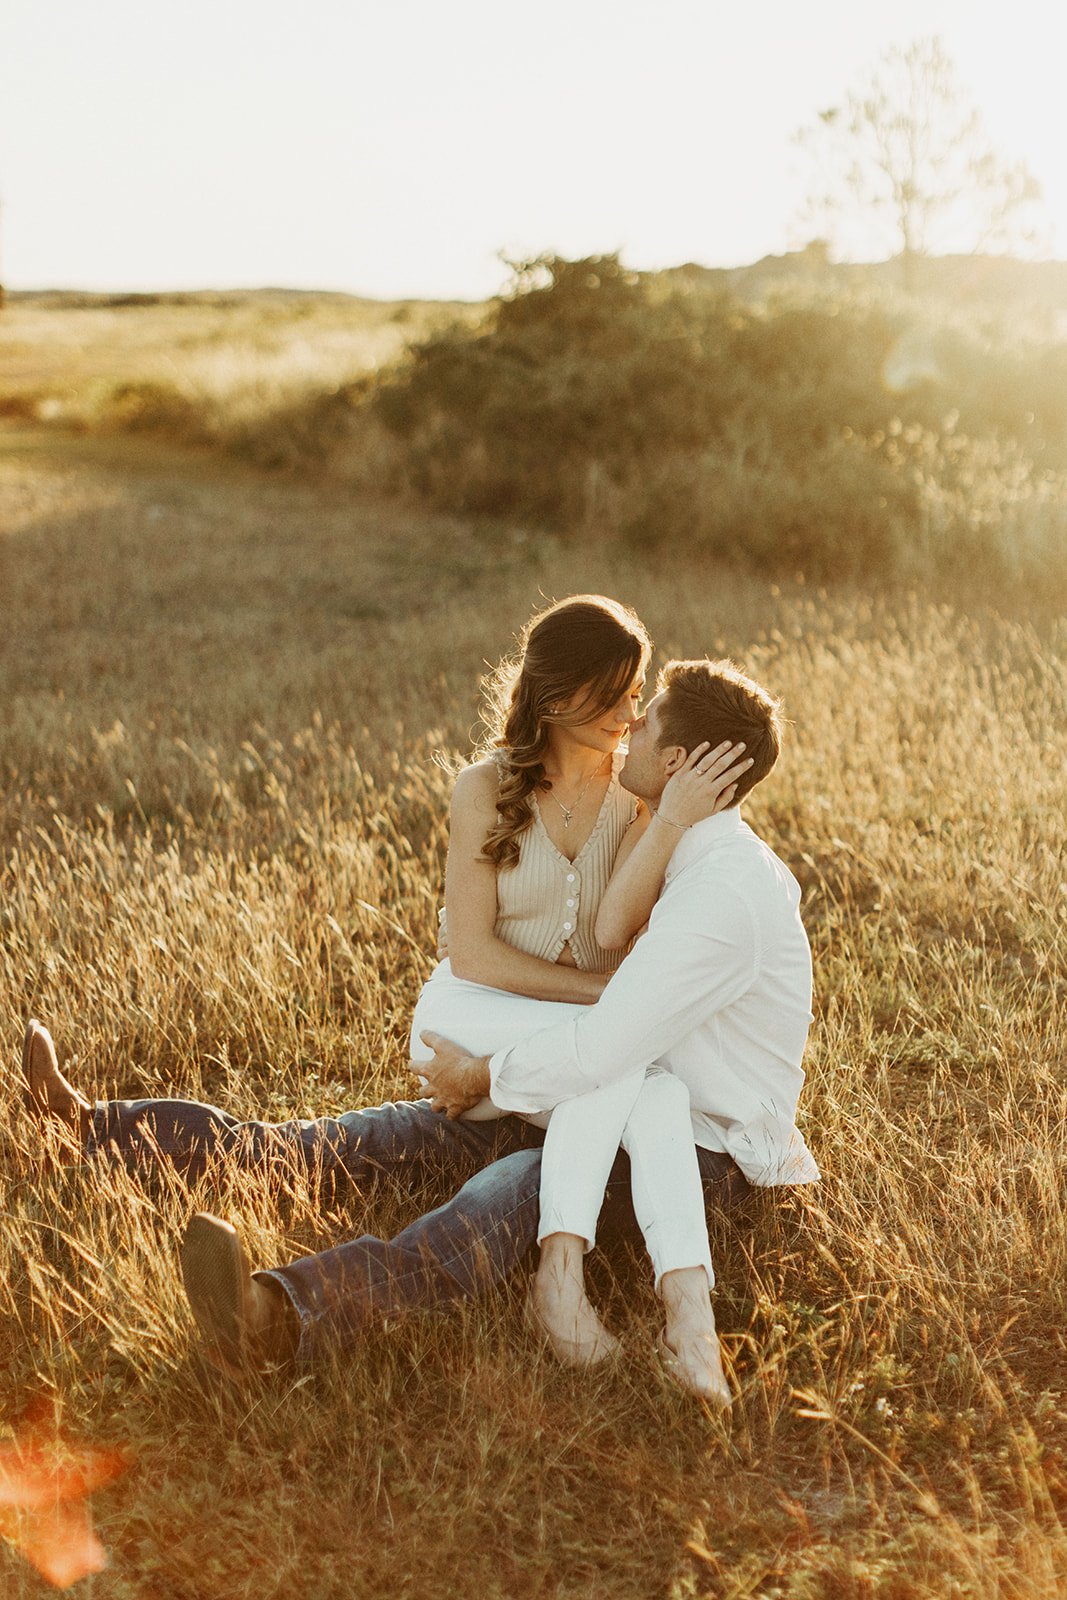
[22,594,818,1405]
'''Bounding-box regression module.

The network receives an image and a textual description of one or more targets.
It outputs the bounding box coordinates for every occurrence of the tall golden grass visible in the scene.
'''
[1,417,1065,1598]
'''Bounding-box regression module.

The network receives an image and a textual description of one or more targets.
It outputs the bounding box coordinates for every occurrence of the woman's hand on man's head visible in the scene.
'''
[656,741,753,831]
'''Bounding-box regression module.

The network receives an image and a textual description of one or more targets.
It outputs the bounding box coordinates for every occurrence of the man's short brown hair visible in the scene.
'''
[655,658,783,804]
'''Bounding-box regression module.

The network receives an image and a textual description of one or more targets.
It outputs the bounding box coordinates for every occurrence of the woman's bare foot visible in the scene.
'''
[660,1266,731,1407]
[528,1233,620,1367]
[20,1020,92,1147]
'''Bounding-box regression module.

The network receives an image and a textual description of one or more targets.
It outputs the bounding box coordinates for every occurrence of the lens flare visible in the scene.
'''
[0,1410,130,1590]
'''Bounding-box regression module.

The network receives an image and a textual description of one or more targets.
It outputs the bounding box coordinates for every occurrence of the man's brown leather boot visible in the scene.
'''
[180,1213,299,1378]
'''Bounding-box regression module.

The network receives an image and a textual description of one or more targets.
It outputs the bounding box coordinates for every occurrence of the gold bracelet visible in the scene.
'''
[654,811,688,831]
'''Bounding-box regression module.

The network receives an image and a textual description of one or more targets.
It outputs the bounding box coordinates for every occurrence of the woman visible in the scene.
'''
[409,594,747,1398]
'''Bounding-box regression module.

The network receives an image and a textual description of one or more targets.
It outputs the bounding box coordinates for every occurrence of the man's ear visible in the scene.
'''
[661,745,688,776]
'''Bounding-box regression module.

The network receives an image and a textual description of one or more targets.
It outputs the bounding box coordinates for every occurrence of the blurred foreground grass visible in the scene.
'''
[0,418,1065,1598]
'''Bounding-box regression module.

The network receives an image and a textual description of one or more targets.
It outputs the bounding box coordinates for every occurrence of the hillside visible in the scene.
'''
[664,248,1067,325]
[2,251,1066,596]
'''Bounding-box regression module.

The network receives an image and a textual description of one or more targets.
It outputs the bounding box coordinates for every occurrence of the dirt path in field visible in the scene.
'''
[0,421,545,778]
[0,419,358,533]
[0,420,497,616]
[0,420,295,539]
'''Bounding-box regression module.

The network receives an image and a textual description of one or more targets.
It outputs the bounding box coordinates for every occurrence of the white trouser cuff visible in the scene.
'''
[645,1221,716,1295]
[536,1206,597,1253]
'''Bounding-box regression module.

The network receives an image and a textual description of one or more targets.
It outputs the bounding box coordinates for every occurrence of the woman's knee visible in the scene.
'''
[639,1070,691,1114]
[620,1071,691,1149]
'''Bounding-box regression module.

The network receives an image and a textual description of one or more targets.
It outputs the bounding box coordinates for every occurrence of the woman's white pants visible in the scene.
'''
[410,963,714,1291]
[536,1066,713,1289]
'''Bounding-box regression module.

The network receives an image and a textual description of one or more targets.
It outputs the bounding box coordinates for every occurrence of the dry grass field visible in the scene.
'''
[0,292,474,476]
[0,297,1065,1598]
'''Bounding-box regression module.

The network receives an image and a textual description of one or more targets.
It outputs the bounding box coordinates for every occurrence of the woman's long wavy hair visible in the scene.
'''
[477,595,651,871]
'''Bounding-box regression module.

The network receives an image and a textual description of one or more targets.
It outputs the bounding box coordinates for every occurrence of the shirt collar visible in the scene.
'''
[664,806,743,880]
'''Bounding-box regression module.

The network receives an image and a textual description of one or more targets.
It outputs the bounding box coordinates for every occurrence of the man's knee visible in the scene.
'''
[420,1147,543,1293]
[458,1145,542,1211]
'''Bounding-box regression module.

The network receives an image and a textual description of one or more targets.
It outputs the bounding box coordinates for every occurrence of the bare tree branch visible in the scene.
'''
[792,37,1044,287]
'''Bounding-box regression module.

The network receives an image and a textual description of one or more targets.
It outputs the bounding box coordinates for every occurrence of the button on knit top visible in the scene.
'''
[493,749,637,974]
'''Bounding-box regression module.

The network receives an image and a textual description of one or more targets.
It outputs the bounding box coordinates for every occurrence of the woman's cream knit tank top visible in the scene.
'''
[493,749,637,974]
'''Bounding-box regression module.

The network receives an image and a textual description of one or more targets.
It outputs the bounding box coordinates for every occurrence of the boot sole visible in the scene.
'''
[180,1214,253,1379]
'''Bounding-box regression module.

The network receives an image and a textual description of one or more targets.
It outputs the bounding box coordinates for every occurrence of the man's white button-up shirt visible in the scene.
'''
[488,807,819,1187]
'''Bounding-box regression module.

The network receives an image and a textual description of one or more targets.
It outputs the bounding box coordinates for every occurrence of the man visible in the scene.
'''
[22,658,817,1399]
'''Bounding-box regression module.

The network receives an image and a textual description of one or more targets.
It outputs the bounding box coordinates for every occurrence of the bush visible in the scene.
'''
[366,253,1067,590]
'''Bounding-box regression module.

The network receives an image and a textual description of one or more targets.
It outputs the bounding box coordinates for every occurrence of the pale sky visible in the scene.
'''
[2,0,1065,300]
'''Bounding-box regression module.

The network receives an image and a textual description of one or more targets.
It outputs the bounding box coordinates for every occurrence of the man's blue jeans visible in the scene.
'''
[89,1094,749,1362]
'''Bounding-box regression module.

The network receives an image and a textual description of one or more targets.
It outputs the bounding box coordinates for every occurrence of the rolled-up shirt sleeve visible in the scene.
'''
[488,874,759,1113]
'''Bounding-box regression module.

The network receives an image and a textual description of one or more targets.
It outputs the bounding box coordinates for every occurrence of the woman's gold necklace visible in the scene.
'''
[544,758,608,829]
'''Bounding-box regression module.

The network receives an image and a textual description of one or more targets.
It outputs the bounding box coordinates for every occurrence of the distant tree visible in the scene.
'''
[794,37,1043,288]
